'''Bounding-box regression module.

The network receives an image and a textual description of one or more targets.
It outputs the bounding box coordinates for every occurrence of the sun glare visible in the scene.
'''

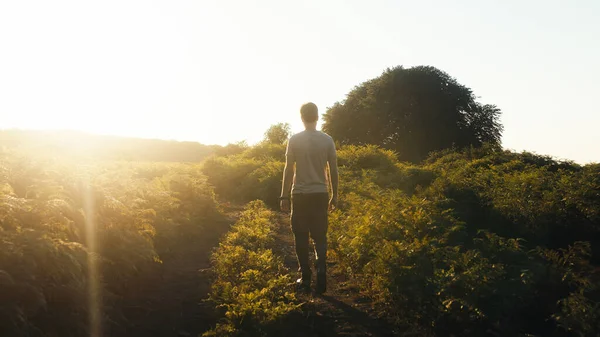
[83,181,101,337]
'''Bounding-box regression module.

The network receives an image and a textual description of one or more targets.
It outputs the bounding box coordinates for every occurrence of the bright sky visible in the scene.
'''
[1,0,598,164]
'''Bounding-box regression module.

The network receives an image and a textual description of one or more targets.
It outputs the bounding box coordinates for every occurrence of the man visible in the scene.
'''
[280,102,339,294]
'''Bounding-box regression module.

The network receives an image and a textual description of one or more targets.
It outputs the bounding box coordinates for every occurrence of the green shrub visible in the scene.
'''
[329,148,600,336]
[0,152,221,336]
[202,156,263,201]
[239,161,285,208]
[337,144,399,172]
[240,143,286,161]
[202,152,284,208]
[213,141,249,157]
[204,201,299,336]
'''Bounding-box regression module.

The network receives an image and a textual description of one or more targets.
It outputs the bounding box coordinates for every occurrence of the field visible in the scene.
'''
[1,131,599,336]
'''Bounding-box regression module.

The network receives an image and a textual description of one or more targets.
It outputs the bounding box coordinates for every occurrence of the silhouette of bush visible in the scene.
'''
[322,66,503,162]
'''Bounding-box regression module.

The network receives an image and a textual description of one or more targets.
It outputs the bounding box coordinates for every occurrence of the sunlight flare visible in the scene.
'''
[83,181,102,337]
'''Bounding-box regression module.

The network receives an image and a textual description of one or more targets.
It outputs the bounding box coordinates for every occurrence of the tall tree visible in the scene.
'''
[263,123,291,144]
[322,66,503,162]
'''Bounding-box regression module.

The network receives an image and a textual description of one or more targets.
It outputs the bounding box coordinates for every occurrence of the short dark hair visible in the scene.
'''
[300,102,318,123]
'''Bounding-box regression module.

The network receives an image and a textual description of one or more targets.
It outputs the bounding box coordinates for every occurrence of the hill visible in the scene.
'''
[0,129,215,162]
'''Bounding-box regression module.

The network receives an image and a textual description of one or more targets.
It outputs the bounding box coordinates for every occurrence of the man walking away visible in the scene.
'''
[280,102,339,294]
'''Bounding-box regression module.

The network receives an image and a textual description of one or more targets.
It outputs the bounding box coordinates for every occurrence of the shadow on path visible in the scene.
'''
[272,212,402,337]
[319,294,399,336]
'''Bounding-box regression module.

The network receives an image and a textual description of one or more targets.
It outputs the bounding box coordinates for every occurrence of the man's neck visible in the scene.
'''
[304,122,317,131]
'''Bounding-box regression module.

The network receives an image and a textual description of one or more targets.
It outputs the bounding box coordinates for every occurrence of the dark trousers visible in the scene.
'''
[291,193,329,281]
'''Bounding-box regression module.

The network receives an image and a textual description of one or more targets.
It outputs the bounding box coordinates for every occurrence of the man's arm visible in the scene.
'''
[328,140,339,210]
[281,156,295,198]
[280,140,295,212]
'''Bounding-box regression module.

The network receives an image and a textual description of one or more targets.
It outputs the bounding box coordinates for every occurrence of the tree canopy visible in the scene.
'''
[263,123,291,144]
[322,66,503,162]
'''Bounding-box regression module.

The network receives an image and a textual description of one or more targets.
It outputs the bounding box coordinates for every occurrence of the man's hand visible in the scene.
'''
[280,198,291,213]
[329,195,338,212]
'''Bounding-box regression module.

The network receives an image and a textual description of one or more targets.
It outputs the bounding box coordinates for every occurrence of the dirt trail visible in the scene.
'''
[111,205,400,336]
[112,205,242,337]
[272,212,401,337]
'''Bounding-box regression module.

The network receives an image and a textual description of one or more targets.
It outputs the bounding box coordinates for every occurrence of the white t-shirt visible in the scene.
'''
[286,130,336,194]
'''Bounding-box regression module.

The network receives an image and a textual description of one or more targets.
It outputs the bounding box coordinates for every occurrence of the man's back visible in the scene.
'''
[287,130,335,195]
[280,102,338,294]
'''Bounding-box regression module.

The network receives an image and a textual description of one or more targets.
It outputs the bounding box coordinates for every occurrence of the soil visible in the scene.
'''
[111,205,403,337]
[269,213,402,337]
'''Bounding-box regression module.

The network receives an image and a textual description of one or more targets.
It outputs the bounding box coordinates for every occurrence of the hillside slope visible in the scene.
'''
[0,129,215,162]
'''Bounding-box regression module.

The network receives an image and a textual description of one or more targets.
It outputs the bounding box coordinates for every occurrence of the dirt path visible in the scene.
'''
[272,212,401,337]
[110,205,400,336]
[113,244,216,337]
[112,205,242,337]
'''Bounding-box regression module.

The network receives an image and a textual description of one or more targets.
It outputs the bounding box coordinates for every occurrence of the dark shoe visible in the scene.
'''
[316,272,326,295]
[296,278,311,293]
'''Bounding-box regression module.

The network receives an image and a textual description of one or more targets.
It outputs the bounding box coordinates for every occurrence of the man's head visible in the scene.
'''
[300,102,318,125]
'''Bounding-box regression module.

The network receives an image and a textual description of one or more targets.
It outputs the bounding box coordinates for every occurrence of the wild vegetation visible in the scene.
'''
[323,66,503,162]
[204,200,298,336]
[199,132,600,336]
[1,65,599,336]
[328,145,600,336]
[0,148,221,336]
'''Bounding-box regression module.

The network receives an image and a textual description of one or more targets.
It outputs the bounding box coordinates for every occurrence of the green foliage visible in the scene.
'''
[204,201,299,336]
[239,161,285,208]
[262,123,291,145]
[322,66,503,162]
[240,143,286,161]
[328,145,600,336]
[212,141,249,157]
[0,151,221,336]
[202,143,286,208]
[5,129,598,336]
[335,145,434,196]
[424,147,598,252]
[337,144,399,172]
[202,156,262,200]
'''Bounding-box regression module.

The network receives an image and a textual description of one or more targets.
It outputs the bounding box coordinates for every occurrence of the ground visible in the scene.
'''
[113,205,401,337]
[271,213,401,337]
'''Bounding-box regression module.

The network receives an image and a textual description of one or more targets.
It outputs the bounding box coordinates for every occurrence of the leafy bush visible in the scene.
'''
[202,156,263,201]
[238,161,285,208]
[240,143,286,161]
[0,151,221,336]
[337,144,399,172]
[202,144,285,208]
[328,146,600,336]
[212,141,249,157]
[204,200,299,336]
[2,137,599,336]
